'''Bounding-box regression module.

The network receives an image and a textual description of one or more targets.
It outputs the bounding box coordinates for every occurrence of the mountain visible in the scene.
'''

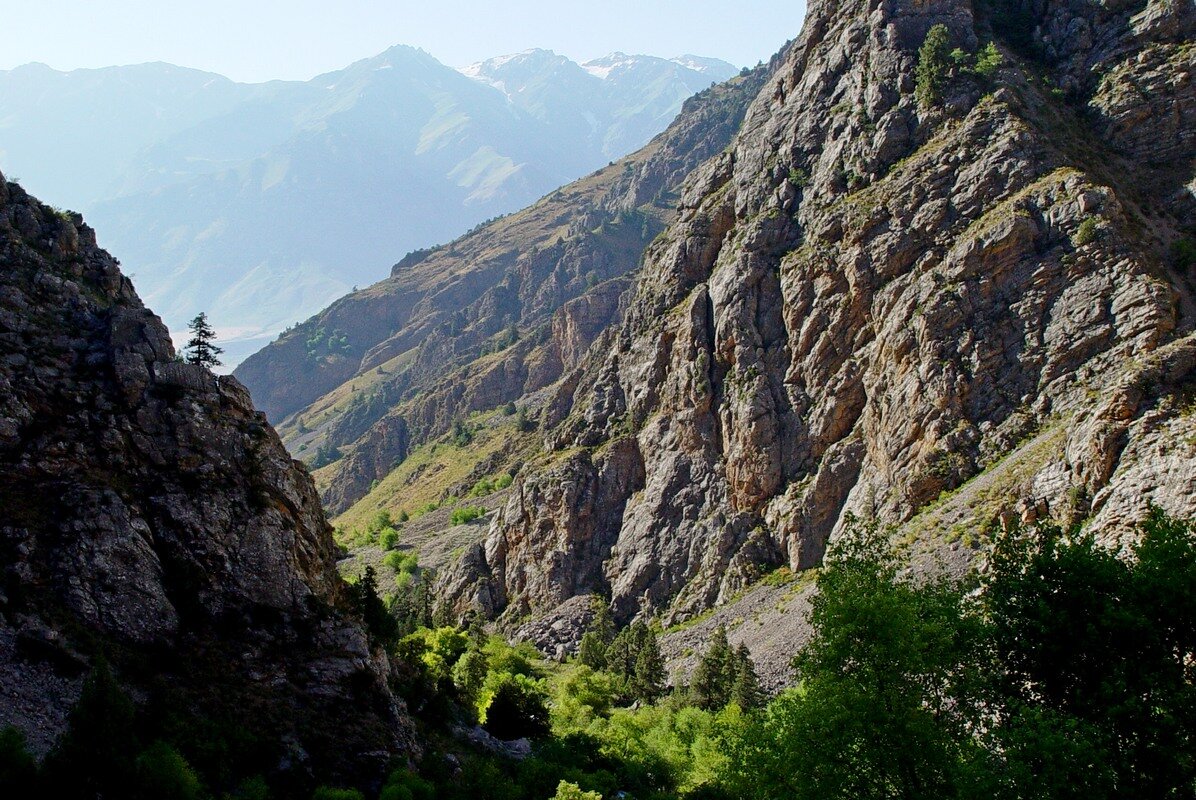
[241,0,1196,673]
[441,0,1196,632]
[464,50,738,161]
[0,169,414,783]
[233,66,767,518]
[0,49,737,364]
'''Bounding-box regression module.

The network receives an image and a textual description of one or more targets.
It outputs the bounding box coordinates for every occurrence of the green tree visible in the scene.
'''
[480,673,551,740]
[452,648,490,712]
[916,24,953,107]
[577,597,616,670]
[43,658,141,798]
[348,567,399,646]
[132,741,202,800]
[976,511,1196,799]
[730,644,764,711]
[552,780,602,800]
[690,625,736,710]
[723,521,978,800]
[0,726,38,795]
[631,627,666,703]
[183,311,223,368]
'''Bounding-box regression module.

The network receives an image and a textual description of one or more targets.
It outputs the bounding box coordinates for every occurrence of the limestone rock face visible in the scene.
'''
[0,174,415,777]
[444,0,1196,630]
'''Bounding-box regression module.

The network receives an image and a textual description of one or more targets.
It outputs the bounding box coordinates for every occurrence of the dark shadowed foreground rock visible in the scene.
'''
[0,171,416,780]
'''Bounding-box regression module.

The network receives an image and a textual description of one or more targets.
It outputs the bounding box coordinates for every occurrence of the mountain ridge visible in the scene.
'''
[0,46,737,364]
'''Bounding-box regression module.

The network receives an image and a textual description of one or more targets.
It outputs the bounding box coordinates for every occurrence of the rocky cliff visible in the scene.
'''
[441,0,1196,630]
[235,67,769,516]
[0,172,414,780]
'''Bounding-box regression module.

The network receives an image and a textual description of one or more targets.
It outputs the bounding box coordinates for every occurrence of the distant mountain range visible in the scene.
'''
[0,48,736,362]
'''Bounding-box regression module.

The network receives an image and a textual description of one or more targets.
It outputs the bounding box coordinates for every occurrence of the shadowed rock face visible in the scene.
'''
[0,172,415,779]
[442,0,1196,631]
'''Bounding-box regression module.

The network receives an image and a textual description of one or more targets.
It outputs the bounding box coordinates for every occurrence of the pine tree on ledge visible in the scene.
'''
[184,312,223,369]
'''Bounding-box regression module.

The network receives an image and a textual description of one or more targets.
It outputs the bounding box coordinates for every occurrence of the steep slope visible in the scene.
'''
[1,49,739,365]
[441,0,1196,632]
[235,67,768,517]
[0,170,414,782]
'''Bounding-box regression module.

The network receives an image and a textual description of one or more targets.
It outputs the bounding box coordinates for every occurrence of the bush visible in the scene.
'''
[552,781,602,800]
[495,473,514,490]
[451,420,474,447]
[450,506,486,525]
[384,551,419,575]
[133,741,202,800]
[1173,238,1196,270]
[380,769,435,800]
[1074,216,1100,246]
[310,443,342,469]
[379,527,400,551]
[312,788,363,800]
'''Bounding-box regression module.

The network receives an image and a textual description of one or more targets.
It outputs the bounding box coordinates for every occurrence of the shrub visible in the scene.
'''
[312,788,363,800]
[495,473,514,490]
[552,781,602,800]
[384,551,419,575]
[310,443,342,469]
[974,42,1003,79]
[379,527,400,551]
[1074,216,1100,246]
[380,769,435,800]
[1173,238,1196,271]
[450,506,486,525]
[368,510,393,532]
[451,419,474,447]
[133,741,202,800]
[916,24,953,107]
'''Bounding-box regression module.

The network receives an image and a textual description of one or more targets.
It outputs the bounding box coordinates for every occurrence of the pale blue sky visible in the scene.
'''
[0,0,807,81]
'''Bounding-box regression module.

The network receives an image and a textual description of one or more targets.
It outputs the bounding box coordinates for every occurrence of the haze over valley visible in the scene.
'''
[0,47,736,362]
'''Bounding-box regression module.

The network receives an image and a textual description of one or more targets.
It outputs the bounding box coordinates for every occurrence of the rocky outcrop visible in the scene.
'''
[443,0,1196,631]
[235,68,770,515]
[0,173,415,780]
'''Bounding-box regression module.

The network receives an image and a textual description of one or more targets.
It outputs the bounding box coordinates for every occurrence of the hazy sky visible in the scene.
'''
[0,0,807,81]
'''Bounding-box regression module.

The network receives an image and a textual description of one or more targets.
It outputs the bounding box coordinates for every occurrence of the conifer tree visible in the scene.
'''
[578,598,616,670]
[916,24,953,107]
[631,627,666,703]
[183,312,223,368]
[605,626,637,679]
[690,625,735,710]
[731,643,764,710]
